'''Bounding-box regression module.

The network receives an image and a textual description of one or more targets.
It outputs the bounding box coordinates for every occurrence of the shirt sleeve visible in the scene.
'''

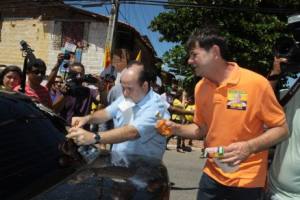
[105,96,123,118]
[193,84,205,126]
[173,98,183,108]
[258,83,286,127]
[131,101,170,143]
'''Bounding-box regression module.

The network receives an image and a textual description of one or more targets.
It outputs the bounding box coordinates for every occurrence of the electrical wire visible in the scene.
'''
[119,9,129,24]
[63,0,300,14]
[0,1,297,16]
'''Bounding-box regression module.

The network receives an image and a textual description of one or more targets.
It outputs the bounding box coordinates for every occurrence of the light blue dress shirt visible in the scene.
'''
[105,89,170,160]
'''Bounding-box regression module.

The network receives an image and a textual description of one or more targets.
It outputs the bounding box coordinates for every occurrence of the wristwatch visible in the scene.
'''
[93,132,101,144]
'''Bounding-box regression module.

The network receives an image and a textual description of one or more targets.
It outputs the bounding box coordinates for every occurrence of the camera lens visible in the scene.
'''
[274,37,294,57]
[64,53,71,60]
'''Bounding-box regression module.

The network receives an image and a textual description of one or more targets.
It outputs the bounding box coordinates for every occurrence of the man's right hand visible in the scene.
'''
[71,115,91,128]
[156,119,178,137]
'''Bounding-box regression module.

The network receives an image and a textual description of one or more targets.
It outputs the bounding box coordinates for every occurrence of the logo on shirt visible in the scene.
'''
[227,90,247,110]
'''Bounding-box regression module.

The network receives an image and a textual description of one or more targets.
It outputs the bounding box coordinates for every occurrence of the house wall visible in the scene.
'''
[48,21,108,75]
[81,22,107,74]
[0,18,109,75]
[0,18,51,68]
[0,14,156,77]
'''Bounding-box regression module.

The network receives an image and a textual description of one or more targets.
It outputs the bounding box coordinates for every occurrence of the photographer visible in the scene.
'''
[266,56,300,200]
[265,14,300,199]
[54,62,100,129]
[14,58,52,108]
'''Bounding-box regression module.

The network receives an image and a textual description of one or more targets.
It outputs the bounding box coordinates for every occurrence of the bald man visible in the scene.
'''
[67,61,170,160]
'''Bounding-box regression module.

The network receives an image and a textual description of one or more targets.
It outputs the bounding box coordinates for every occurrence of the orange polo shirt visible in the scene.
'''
[194,62,286,188]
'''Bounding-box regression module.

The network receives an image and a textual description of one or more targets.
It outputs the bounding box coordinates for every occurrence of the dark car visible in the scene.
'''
[0,91,170,200]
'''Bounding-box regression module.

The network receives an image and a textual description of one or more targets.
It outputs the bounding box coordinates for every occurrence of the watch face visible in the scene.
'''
[94,133,101,143]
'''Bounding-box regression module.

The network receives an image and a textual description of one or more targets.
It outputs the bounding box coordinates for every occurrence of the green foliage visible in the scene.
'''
[162,45,200,91]
[149,0,300,89]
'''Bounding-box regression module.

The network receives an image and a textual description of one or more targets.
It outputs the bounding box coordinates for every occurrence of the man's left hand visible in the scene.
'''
[220,141,252,166]
[66,127,95,145]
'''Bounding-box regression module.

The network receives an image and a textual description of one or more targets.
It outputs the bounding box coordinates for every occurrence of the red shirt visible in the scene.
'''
[14,84,52,108]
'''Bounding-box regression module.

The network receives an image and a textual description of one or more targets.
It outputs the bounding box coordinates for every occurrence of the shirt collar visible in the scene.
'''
[203,62,241,87]
[136,89,153,108]
[224,62,241,85]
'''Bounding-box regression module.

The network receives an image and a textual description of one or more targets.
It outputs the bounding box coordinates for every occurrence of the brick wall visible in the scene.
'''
[47,21,108,75]
[0,18,51,68]
[0,19,108,75]
[0,17,155,77]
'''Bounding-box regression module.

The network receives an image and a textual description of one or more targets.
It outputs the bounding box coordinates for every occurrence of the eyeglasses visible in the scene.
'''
[30,70,45,76]
[54,80,63,84]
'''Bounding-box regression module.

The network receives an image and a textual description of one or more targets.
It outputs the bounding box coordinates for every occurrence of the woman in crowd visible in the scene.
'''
[0,65,22,91]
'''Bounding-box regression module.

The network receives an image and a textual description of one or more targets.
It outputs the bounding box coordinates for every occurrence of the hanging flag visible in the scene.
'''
[102,46,111,68]
[135,50,141,61]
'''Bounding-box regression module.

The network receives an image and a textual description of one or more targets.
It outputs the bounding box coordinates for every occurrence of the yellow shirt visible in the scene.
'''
[185,104,195,123]
[171,98,184,121]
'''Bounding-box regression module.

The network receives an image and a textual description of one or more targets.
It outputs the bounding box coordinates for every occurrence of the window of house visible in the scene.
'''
[53,21,89,50]
[62,21,84,47]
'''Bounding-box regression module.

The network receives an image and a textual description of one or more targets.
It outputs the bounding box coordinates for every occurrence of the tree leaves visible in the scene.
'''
[149,0,300,89]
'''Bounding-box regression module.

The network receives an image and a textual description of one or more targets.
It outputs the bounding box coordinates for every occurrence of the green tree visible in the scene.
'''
[150,0,300,89]
[162,45,199,92]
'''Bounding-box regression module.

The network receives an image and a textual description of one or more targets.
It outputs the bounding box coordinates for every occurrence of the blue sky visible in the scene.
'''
[75,3,177,58]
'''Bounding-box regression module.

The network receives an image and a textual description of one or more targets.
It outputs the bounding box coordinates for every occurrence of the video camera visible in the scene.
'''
[273,14,300,73]
[65,72,98,96]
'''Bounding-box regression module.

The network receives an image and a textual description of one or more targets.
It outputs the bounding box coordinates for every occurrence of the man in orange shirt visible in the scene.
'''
[157,27,288,200]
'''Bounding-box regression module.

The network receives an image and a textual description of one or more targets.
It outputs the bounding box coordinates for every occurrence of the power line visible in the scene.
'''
[119,9,129,24]
[64,0,300,14]
[104,4,110,15]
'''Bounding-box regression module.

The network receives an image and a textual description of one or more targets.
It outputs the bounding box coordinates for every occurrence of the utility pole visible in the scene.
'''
[105,0,120,59]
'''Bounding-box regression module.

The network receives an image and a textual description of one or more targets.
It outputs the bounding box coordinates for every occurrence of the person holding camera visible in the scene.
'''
[156,27,288,200]
[265,56,300,200]
[66,61,170,160]
[13,58,52,108]
[54,62,100,129]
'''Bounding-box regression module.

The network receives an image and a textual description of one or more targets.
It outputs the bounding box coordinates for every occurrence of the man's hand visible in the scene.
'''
[57,53,64,65]
[71,115,91,128]
[220,141,252,166]
[156,119,179,137]
[271,56,287,75]
[66,127,95,145]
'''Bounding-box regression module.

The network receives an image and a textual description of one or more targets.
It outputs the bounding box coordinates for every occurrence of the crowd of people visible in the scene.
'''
[0,26,299,200]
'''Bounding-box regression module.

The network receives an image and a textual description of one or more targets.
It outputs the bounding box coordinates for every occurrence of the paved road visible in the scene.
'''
[163,146,206,200]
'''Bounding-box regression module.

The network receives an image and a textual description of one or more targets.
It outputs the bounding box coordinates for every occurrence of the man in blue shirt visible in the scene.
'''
[67,61,170,160]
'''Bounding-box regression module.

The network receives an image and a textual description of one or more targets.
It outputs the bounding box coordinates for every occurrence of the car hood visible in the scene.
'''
[32,151,169,200]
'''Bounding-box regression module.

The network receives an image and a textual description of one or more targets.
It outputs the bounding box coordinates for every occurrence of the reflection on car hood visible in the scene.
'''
[32,151,169,200]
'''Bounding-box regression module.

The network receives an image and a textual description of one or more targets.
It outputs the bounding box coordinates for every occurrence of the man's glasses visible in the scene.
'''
[54,80,63,84]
